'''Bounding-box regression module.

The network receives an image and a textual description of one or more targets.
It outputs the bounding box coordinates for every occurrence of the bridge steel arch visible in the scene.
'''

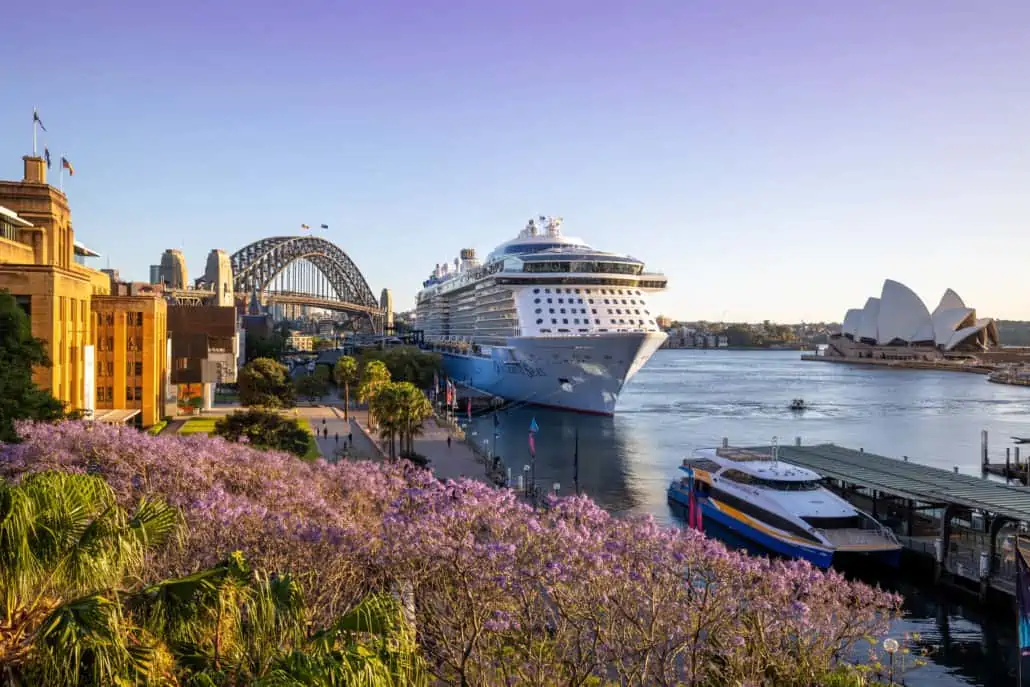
[231,236,382,330]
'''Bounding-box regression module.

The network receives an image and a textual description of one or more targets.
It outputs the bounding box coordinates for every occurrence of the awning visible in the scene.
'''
[92,409,141,424]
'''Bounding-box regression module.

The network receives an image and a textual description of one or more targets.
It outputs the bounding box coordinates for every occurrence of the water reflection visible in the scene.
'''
[465,405,646,514]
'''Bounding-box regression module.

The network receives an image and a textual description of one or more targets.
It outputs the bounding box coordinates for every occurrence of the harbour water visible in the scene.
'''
[465,349,1030,687]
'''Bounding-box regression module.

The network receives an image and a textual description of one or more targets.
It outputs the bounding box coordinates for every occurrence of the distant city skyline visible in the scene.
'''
[4,0,1029,322]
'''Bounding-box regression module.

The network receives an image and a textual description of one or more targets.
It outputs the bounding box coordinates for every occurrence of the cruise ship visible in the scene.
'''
[414,216,668,415]
[668,447,901,568]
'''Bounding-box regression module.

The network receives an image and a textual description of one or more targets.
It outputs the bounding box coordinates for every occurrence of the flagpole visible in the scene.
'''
[32,107,37,156]
[59,153,64,193]
[574,428,580,495]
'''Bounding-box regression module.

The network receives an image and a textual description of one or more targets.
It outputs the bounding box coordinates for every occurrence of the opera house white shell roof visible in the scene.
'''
[839,280,998,351]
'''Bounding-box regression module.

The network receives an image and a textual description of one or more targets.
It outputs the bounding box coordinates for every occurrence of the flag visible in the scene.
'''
[528,416,538,456]
[44,147,51,169]
[529,417,539,433]
[301,224,311,230]
[33,110,46,132]
[320,224,329,229]
[528,432,536,456]
[61,157,74,176]
[1017,542,1030,679]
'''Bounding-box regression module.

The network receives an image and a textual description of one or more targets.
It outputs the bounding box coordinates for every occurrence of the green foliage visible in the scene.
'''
[0,474,426,686]
[294,372,329,402]
[333,356,359,420]
[0,471,180,685]
[213,409,311,457]
[359,347,441,389]
[0,290,67,442]
[238,358,295,409]
[245,332,285,363]
[146,420,169,436]
[369,382,434,459]
[357,360,391,430]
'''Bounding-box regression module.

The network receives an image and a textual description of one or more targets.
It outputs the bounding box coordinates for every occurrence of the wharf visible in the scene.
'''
[800,355,993,374]
[736,439,1030,601]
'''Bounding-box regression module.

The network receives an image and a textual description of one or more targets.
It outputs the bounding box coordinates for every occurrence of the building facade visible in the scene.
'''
[167,305,239,411]
[0,155,167,426]
[91,296,168,425]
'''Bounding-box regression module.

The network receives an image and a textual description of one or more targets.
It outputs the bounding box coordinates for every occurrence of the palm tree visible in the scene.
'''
[333,355,359,421]
[357,360,391,431]
[0,471,179,685]
[395,383,433,457]
[371,383,405,458]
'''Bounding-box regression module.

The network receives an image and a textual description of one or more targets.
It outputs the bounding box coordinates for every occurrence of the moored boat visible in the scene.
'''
[668,446,901,569]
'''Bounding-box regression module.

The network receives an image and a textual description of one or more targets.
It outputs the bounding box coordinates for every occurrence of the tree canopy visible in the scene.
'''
[0,291,67,442]
[359,347,441,389]
[213,408,313,457]
[237,357,295,408]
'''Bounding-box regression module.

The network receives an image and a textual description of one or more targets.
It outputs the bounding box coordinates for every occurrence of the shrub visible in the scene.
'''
[213,409,312,457]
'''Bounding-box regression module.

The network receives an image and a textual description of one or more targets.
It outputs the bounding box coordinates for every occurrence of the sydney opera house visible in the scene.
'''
[826,280,999,361]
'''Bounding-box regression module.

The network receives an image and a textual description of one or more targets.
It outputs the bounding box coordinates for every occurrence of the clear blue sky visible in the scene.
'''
[4,0,1029,322]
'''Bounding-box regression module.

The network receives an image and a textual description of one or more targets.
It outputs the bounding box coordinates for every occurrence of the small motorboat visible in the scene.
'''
[789,399,807,411]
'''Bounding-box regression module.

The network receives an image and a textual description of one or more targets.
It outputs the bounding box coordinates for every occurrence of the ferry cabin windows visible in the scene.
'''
[522,261,643,275]
[721,469,821,491]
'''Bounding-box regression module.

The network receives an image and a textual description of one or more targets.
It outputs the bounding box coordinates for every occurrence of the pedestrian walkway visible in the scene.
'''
[294,406,372,461]
[413,418,492,485]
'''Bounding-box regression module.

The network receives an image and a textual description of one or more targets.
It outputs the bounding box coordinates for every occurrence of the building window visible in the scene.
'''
[106,386,113,402]
[134,386,142,401]
[536,318,543,324]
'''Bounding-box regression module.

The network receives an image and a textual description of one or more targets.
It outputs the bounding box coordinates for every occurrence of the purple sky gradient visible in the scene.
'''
[3,0,1029,321]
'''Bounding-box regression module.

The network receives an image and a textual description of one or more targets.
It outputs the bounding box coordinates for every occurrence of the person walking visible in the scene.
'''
[446,435,452,448]
[348,432,353,445]
[334,432,339,444]
[323,427,328,439]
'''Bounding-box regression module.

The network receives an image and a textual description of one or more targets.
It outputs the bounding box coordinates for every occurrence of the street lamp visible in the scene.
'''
[523,465,531,497]
[882,637,899,685]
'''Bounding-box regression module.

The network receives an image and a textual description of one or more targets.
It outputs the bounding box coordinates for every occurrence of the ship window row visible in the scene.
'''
[537,317,648,327]
[534,287,644,297]
[524,261,642,275]
[533,296,646,307]
[536,307,649,320]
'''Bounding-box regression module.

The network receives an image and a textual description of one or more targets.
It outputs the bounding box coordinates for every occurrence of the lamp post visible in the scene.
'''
[523,465,531,497]
[882,637,899,685]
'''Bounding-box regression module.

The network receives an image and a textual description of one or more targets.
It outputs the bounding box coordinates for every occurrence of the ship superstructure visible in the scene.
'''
[415,216,668,414]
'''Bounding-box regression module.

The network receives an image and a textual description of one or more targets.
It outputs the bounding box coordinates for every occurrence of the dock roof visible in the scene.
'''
[744,443,1030,523]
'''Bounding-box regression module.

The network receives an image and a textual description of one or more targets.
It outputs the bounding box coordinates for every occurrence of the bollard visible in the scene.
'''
[795,436,801,447]
[721,437,729,448]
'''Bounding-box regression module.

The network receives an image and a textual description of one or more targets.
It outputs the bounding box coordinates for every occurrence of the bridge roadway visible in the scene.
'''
[736,440,1030,599]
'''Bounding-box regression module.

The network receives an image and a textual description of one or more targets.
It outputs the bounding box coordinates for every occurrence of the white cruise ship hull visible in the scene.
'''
[440,331,667,415]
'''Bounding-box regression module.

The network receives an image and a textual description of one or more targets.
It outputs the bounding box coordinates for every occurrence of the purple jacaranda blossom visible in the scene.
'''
[1,421,901,686]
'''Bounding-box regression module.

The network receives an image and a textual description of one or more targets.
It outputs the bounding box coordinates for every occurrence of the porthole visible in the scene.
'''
[574,318,580,324]
[560,308,566,314]
[595,318,601,324]
[547,298,553,303]
[534,298,540,304]
[558,298,564,304]
[533,288,540,294]
[551,318,557,324]
[545,288,551,293]
[549,308,555,313]
[536,318,543,324]
[588,299,594,304]
[535,308,542,314]
[563,318,569,324]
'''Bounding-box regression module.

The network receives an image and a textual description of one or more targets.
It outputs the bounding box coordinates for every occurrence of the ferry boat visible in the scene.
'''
[668,446,901,568]
[414,216,668,415]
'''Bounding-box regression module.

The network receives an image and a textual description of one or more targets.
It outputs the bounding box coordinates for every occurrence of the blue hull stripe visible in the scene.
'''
[669,485,833,568]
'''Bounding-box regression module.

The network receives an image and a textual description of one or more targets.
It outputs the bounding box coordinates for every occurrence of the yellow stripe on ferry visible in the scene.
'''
[708,499,830,550]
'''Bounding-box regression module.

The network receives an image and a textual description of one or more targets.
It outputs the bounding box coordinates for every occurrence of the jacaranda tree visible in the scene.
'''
[1,422,902,686]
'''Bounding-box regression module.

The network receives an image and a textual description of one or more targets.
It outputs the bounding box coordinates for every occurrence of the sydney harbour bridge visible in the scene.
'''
[159,235,392,334]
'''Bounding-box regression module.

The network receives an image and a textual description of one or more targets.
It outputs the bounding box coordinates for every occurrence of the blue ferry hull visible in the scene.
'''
[439,332,666,415]
[668,484,900,569]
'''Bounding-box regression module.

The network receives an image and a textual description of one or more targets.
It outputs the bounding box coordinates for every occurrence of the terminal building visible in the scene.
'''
[0,155,167,426]
[827,279,999,362]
